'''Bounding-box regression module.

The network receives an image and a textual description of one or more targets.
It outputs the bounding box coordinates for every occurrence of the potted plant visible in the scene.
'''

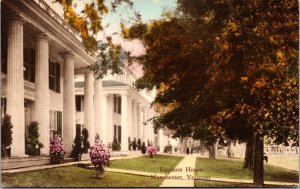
[50,132,64,164]
[128,137,132,151]
[141,142,146,154]
[82,128,90,153]
[132,138,137,150]
[90,139,110,178]
[1,114,13,158]
[112,137,121,151]
[71,134,83,161]
[137,139,141,150]
[25,121,43,156]
[147,145,157,158]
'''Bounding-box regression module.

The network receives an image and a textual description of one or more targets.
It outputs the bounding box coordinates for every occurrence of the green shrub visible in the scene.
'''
[1,114,13,157]
[112,137,121,151]
[1,114,13,148]
[25,121,43,156]
[82,128,90,153]
[71,134,83,159]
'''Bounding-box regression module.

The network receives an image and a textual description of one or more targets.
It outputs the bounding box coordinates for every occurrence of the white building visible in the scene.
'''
[74,66,161,151]
[1,0,167,158]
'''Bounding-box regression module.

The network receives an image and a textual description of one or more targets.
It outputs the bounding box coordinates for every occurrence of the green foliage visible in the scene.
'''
[112,137,121,151]
[109,154,183,173]
[1,167,162,187]
[82,128,90,153]
[1,114,13,157]
[1,114,13,148]
[125,0,298,148]
[128,137,131,150]
[88,44,124,79]
[137,139,141,149]
[195,157,299,183]
[54,0,133,54]
[25,121,43,154]
[132,138,137,150]
[71,134,83,159]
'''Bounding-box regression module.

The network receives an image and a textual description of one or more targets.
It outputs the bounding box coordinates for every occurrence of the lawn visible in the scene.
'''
[109,154,184,173]
[1,166,162,187]
[195,158,299,183]
[195,180,297,188]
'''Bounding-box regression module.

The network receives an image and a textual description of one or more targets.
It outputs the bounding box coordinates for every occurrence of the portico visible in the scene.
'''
[1,0,166,160]
[1,0,96,156]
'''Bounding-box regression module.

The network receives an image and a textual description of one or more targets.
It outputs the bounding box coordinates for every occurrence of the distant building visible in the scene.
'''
[74,65,168,151]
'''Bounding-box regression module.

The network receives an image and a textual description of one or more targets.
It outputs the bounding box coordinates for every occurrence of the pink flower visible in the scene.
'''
[147,145,157,154]
[90,140,110,166]
[50,135,64,156]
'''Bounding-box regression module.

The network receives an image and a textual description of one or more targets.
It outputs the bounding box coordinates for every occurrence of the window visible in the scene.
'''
[118,125,121,143]
[113,95,121,114]
[50,110,62,136]
[1,98,7,118]
[114,125,122,143]
[76,95,84,112]
[49,61,60,93]
[114,95,117,112]
[1,36,7,74]
[118,96,121,114]
[114,125,117,140]
[24,48,35,82]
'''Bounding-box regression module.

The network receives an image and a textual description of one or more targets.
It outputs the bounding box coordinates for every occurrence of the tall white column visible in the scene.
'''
[101,94,108,144]
[127,96,133,140]
[121,94,129,151]
[132,100,137,139]
[63,53,75,154]
[159,129,163,152]
[149,111,154,144]
[147,110,152,144]
[7,16,25,156]
[136,102,142,141]
[142,107,147,143]
[94,78,102,139]
[84,71,95,145]
[144,108,149,144]
[34,33,50,155]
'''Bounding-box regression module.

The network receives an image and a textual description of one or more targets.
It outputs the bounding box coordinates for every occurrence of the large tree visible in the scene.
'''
[54,0,135,78]
[123,0,298,187]
[54,0,133,54]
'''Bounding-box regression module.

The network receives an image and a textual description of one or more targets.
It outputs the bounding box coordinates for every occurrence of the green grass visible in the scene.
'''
[195,158,299,183]
[109,154,184,173]
[1,166,162,187]
[195,180,297,188]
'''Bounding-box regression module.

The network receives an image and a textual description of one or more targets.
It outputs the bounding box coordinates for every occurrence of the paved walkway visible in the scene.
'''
[160,154,197,187]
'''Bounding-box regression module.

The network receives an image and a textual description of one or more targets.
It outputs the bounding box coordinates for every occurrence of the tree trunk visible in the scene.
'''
[208,143,217,159]
[1,146,8,158]
[179,138,184,154]
[253,134,264,187]
[227,140,234,158]
[243,137,254,169]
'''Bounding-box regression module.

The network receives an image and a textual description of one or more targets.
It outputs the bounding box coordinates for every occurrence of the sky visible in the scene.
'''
[101,0,177,76]
[100,0,176,52]
[44,0,177,76]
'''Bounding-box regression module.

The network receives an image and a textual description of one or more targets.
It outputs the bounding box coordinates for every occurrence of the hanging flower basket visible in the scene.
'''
[90,139,110,178]
[50,134,65,164]
[147,145,157,158]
